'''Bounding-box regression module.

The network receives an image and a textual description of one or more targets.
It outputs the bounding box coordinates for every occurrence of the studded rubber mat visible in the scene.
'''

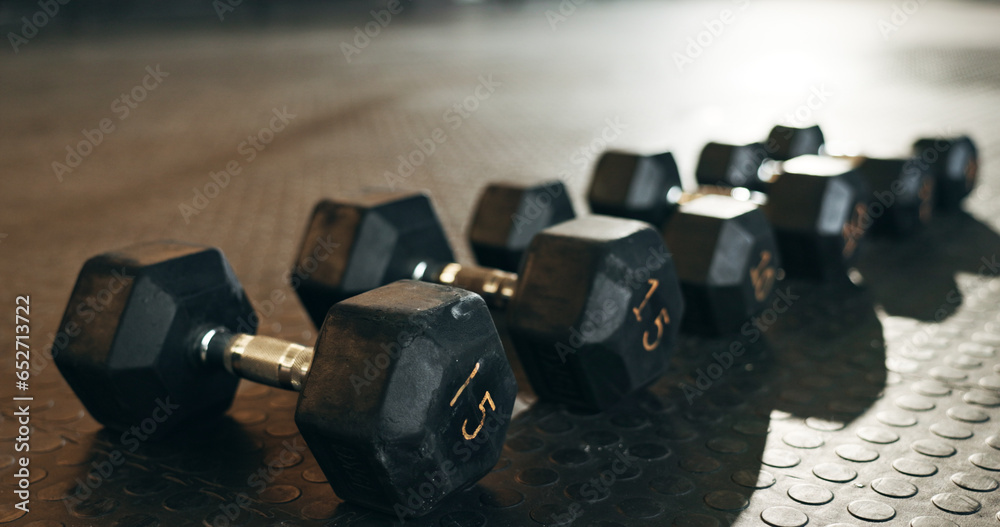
[3,1,1000,525]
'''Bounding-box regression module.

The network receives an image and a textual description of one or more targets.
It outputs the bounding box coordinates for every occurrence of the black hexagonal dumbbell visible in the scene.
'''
[467,181,578,274]
[828,134,978,233]
[842,156,935,237]
[753,155,870,280]
[53,241,517,518]
[468,181,576,272]
[698,125,978,234]
[675,135,871,281]
[770,126,950,236]
[585,152,784,335]
[292,192,684,410]
[766,124,827,161]
[695,141,775,193]
[829,135,978,221]
[692,125,825,195]
[912,135,979,211]
[694,125,827,192]
[469,177,780,336]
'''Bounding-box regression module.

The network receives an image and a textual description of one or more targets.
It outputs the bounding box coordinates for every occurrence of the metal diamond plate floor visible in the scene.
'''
[2,0,1000,525]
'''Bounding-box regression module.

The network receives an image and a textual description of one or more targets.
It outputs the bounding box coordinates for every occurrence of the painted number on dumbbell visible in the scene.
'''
[750,251,776,302]
[966,159,978,191]
[632,279,670,352]
[841,203,867,258]
[450,362,495,441]
[918,178,934,225]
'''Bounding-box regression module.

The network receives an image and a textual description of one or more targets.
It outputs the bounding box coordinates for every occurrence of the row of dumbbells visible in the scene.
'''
[475,125,977,333]
[52,124,977,518]
[54,204,679,517]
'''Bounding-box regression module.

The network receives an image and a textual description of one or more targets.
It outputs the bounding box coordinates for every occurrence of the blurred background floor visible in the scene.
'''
[4,0,1000,318]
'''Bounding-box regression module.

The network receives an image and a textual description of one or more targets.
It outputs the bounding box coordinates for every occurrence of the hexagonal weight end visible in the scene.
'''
[295,280,516,517]
[53,241,256,438]
[913,136,978,211]
[292,192,455,327]
[764,156,868,281]
[588,150,681,227]
[766,125,825,161]
[468,181,576,272]
[858,157,935,237]
[663,195,783,335]
[695,142,770,192]
[507,216,685,410]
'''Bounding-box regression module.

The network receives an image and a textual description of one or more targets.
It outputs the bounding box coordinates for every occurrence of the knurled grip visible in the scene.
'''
[429,263,518,310]
[225,334,314,392]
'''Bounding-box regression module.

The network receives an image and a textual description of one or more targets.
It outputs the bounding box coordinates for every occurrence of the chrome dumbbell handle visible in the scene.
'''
[199,328,313,392]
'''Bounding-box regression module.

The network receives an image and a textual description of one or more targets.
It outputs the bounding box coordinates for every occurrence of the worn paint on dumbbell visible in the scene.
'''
[842,203,868,258]
[50,266,134,360]
[751,251,778,302]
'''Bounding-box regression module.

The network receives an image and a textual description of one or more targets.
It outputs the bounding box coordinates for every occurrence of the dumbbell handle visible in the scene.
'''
[199,328,313,392]
[413,261,517,310]
[675,185,768,206]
